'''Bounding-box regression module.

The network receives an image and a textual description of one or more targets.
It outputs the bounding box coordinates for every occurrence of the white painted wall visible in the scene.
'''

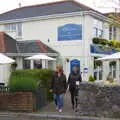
[0,13,119,82]
[21,15,94,79]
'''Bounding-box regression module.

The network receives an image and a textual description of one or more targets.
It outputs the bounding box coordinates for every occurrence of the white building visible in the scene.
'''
[0,0,119,83]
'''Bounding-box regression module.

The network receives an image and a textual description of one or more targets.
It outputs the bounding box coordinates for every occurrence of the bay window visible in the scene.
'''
[5,23,22,37]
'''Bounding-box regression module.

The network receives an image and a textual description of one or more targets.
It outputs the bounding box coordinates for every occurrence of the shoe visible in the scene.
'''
[56,106,59,110]
[58,109,62,113]
[75,108,78,112]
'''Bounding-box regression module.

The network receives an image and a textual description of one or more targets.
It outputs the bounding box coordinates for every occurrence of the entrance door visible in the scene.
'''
[70,59,80,72]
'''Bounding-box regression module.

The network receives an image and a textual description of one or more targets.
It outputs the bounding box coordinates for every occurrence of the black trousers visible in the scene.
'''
[69,87,79,108]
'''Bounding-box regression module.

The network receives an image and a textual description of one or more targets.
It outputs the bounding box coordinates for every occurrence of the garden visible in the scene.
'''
[0,69,54,111]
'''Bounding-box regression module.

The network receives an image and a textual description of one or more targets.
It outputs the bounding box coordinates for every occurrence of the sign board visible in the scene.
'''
[58,24,82,41]
[83,68,88,73]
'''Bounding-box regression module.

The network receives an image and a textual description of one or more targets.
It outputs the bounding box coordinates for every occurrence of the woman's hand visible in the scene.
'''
[50,89,53,93]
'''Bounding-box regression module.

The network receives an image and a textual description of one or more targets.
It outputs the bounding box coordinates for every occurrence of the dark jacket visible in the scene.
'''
[68,72,82,89]
[50,72,67,94]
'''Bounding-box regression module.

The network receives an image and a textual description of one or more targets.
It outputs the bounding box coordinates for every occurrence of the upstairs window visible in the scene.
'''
[109,26,112,40]
[5,23,22,37]
[109,26,117,40]
[113,26,117,40]
[93,19,104,38]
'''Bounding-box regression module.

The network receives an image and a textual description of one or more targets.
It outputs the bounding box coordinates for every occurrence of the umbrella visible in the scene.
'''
[97,52,120,61]
[0,53,15,64]
[25,54,56,61]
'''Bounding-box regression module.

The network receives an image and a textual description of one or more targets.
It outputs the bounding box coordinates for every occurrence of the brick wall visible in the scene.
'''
[0,92,34,112]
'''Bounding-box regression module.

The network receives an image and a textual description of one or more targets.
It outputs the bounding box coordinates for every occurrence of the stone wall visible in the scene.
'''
[78,82,120,118]
[0,92,34,112]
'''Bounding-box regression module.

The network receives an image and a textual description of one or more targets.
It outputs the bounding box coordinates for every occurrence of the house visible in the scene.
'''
[0,32,57,84]
[0,0,119,83]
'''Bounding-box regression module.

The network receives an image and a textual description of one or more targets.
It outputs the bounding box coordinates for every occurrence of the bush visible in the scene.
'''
[108,40,120,48]
[88,75,96,82]
[100,39,109,45]
[92,37,109,46]
[9,69,54,101]
[93,37,101,44]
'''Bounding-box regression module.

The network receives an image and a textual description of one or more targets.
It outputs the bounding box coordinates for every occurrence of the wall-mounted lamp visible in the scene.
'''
[48,39,50,42]
[66,58,69,63]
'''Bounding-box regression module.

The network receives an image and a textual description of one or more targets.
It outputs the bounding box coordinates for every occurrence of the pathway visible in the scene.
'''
[40,91,75,115]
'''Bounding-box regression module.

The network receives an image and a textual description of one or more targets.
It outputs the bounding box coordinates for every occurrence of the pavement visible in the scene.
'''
[40,91,75,115]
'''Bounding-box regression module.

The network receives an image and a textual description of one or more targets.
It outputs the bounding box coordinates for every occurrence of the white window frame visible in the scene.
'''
[5,23,22,37]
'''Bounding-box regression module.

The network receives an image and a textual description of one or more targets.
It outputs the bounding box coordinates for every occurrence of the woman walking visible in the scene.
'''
[50,65,67,112]
[68,65,82,111]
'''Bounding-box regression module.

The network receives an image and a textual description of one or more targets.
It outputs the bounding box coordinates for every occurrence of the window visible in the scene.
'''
[5,23,22,36]
[94,58,103,81]
[109,26,112,40]
[93,19,104,38]
[113,26,117,40]
[109,61,116,79]
[109,26,117,40]
[17,23,22,36]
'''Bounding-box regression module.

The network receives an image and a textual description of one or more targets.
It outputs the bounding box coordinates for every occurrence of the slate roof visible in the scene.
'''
[0,32,57,54]
[17,40,57,54]
[0,0,102,21]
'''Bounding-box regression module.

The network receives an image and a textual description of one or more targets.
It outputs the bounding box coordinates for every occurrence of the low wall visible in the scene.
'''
[0,92,34,112]
[79,82,120,118]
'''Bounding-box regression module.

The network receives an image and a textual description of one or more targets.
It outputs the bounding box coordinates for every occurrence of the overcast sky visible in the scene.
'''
[0,0,120,14]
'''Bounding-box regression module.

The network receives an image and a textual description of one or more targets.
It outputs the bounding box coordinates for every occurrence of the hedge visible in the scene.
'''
[9,69,54,101]
[92,37,120,50]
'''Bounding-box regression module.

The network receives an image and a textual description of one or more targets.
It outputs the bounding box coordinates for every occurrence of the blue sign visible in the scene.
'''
[70,59,80,73]
[83,68,88,73]
[58,24,82,41]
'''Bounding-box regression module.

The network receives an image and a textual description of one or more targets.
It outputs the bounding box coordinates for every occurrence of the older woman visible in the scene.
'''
[50,65,67,112]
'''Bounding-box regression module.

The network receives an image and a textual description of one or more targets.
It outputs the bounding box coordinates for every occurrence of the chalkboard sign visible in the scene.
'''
[58,24,82,41]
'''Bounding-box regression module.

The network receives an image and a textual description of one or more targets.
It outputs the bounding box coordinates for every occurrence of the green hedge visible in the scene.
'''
[9,69,54,101]
[92,37,120,50]
[93,37,109,45]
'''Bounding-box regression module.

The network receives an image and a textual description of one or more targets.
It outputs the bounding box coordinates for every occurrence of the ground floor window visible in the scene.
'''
[94,57,103,81]
[109,61,116,79]
[34,60,42,69]
[23,59,30,69]
[23,59,43,69]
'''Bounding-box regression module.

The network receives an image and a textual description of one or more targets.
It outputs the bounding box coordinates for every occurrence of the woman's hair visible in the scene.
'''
[56,64,63,73]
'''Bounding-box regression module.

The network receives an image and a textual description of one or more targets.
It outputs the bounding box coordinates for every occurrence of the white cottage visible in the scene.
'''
[0,0,119,83]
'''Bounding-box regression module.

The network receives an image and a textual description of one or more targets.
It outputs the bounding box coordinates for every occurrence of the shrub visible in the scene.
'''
[93,37,101,44]
[88,75,96,82]
[9,70,37,92]
[99,39,109,45]
[9,69,54,101]
[92,37,109,46]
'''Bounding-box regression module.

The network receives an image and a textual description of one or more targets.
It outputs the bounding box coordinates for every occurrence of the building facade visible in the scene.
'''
[0,0,119,83]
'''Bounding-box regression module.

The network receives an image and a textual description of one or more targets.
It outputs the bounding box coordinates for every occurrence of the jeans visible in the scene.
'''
[54,93,64,109]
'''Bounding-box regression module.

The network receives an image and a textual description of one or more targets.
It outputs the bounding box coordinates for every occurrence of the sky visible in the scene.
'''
[0,0,120,14]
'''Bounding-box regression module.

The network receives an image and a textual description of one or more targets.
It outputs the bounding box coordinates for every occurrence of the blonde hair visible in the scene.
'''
[56,64,63,73]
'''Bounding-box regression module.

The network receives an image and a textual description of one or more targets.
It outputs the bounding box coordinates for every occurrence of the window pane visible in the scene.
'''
[17,23,22,36]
